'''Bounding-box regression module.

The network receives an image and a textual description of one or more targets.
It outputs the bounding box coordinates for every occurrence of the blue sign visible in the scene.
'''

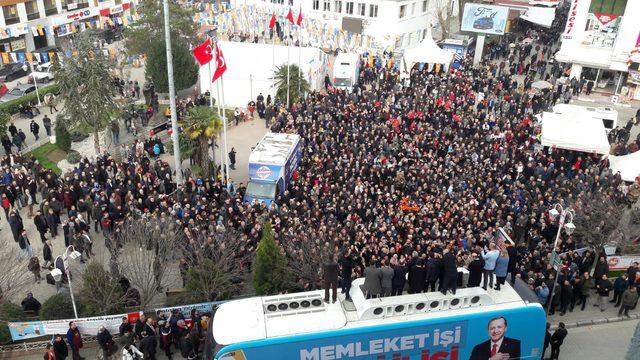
[460,3,509,35]
[216,306,545,360]
[248,163,282,183]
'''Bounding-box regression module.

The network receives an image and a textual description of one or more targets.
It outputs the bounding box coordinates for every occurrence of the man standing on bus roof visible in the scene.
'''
[469,316,521,360]
[481,243,500,291]
[363,257,382,299]
[323,254,339,303]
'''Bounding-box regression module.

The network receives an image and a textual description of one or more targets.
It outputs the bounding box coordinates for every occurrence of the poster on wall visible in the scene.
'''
[460,3,509,35]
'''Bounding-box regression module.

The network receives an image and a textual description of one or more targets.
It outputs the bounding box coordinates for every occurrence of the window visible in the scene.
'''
[25,0,40,20]
[76,0,90,9]
[357,3,365,16]
[44,0,57,15]
[346,1,354,14]
[399,4,406,18]
[323,0,330,11]
[2,4,19,25]
[288,0,293,5]
[589,0,627,15]
[410,2,415,15]
[369,4,378,17]
[422,0,428,12]
[334,0,342,12]
[313,0,320,9]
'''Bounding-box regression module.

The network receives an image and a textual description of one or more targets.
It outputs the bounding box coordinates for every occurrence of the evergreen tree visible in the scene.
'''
[272,64,310,105]
[253,222,291,295]
[145,38,199,93]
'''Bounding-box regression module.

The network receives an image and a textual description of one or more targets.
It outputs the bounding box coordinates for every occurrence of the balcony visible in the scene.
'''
[45,6,58,16]
[27,12,40,20]
[4,16,19,25]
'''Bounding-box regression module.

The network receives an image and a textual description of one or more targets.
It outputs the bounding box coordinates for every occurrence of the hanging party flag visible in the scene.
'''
[268,12,276,29]
[31,27,38,37]
[48,51,55,61]
[26,52,32,63]
[296,7,303,26]
[37,25,44,36]
[211,41,227,82]
[17,52,25,62]
[9,53,17,63]
[34,52,41,63]
[1,53,8,64]
[286,8,294,25]
[192,38,213,66]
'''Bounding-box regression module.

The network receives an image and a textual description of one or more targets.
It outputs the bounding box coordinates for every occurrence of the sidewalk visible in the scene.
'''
[547,290,640,330]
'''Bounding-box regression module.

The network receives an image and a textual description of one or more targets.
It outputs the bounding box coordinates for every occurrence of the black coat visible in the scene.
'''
[442,253,457,279]
[392,265,408,287]
[408,264,426,292]
[34,215,48,232]
[467,259,485,287]
[426,258,440,282]
[53,340,68,359]
[140,335,157,355]
[551,328,568,347]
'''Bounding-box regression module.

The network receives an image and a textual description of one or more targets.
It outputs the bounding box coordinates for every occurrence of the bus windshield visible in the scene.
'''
[334,78,352,87]
[246,181,276,199]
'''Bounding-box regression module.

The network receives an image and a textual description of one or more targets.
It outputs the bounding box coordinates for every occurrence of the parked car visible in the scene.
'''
[0,83,37,103]
[28,62,54,84]
[0,62,29,82]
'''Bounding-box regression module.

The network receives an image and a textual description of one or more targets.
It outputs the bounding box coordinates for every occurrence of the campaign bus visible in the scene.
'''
[207,278,546,359]
[243,132,302,207]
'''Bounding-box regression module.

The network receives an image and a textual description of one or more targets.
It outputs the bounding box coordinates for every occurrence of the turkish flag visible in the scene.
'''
[286,8,295,25]
[269,13,276,29]
[212,42,227,83]
[192,38,213,66]
[296,8,303,26]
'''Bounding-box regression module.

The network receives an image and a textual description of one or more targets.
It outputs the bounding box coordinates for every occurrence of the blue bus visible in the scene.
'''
[243,133,302,208]
[207,278,546,360]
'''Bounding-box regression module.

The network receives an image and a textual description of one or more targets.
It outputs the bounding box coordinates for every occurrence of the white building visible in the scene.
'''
[240,0,455,49]
[554,0,640,96]
[0,0,138,55]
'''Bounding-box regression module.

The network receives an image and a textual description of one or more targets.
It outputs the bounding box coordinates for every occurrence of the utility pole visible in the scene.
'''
[163,0,183,184]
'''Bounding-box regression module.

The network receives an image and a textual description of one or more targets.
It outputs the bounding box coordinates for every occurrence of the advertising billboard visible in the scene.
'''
[216,306,546,360]
[460,3,509,35]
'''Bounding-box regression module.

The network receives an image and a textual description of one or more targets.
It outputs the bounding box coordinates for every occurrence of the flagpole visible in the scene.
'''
[298,22,302,98]
[272,7,276,101]
[214,67,225,180]
[220,76,230,187]
[162,0,183,185]
[287,20,291,108]
[208,59,217,172]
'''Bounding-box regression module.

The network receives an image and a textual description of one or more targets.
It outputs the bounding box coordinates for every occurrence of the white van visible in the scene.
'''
[332,53,361,91]
[552,104,618,132]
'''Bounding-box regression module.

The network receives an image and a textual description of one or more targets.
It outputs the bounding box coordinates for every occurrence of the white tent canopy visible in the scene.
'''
[403,27,454,68]
[609,151,640,182]
[540,112,611,155]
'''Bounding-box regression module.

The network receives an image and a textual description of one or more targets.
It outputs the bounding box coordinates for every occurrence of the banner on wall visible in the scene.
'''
[8,311,142,342]
[562,0,590,40]
[155,301,222,320]
[607,254,640,271]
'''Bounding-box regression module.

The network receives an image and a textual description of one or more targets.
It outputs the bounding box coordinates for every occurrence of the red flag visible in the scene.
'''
[296,8,303,26]
[212,42,227,83]
[269,13,276,29]
[286,8,294,25]
[192,38,213,66]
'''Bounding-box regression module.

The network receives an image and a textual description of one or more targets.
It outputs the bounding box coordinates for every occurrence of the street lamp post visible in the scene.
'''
[50,245,82,319]
[22,62,41,106]
[546,203,576,315]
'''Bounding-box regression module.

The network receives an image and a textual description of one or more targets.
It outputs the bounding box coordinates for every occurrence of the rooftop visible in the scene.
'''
[248,132,301,166]
[212,277,530,346]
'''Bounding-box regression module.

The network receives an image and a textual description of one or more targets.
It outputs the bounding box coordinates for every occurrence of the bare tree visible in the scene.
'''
[572,191,640,254]
[279,226,334,291]
[434,0,455,40]
[115,217,183,309]
[0,244,32,303]
[78,261,129,315]
[178,227,252,301]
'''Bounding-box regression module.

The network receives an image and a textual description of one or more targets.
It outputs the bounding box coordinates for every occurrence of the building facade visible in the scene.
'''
[0,0,137,56]
[240,0,454,49]
[554,0,640,97]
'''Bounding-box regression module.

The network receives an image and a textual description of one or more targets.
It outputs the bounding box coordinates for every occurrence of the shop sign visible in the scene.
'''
[594,13,618,26]
[629,70,640,86]
[111,4,123,14]
[9,39,26,51]
[54,7,99,25]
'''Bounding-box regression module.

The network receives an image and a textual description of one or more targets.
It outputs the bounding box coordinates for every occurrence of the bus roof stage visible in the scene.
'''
[248,132,301,166]
[212,277,532,346]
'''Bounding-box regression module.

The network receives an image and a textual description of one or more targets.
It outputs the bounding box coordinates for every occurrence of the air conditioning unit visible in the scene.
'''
[263,293,325,314]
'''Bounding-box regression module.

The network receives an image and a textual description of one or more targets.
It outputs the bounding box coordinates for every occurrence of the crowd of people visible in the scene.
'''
[0,2,637,359]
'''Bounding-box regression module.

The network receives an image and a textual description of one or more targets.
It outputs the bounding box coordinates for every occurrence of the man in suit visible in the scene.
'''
[469,316,521,360]
[323,255,339,303]
[379,259,394,297]
[362,259,382,299]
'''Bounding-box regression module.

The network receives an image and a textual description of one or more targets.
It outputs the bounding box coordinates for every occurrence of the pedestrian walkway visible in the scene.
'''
[547,289,640,329]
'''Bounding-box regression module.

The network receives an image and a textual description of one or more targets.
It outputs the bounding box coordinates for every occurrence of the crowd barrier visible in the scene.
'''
[8,300,223,342]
